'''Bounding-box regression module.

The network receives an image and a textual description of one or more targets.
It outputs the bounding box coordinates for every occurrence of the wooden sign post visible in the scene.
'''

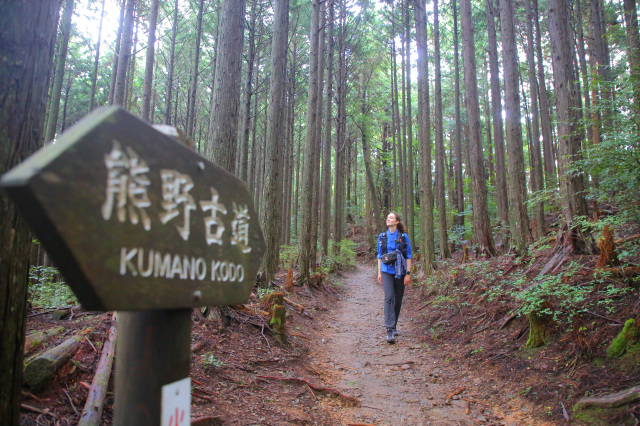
[1,107,265,424]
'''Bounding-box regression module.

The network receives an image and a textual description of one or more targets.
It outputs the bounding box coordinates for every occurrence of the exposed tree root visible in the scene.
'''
[256,375,361,407]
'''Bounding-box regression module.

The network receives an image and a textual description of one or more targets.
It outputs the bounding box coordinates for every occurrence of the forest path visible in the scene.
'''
[312,263,521,425]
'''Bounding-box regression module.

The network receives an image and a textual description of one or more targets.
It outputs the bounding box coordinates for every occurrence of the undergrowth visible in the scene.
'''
[28,265,77,308]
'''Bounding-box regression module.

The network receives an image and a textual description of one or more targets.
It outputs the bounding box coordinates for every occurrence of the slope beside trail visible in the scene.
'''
[310,262,535,425]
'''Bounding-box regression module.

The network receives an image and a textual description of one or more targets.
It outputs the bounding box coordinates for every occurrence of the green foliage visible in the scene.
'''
[200,352,224,369]
[577,75,640,224]
[279,244,299,269]
[318,239,357,275]
[528,234,555,255]
[515,261,589,322]
[28,266,77,308]
[256,287,275,300]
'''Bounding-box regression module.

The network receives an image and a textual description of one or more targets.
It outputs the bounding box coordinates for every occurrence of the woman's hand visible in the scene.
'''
[403,274,411,286]
[377,272,382,284]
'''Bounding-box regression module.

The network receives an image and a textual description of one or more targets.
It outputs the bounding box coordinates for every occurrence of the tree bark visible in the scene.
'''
[141,0,159,122]
[433,0,450,259]
[461,0,497,256]
[533,0,557,188]
[108,0,126,106]
[486,0,509,227]
[45,0,74,143]
[399,12,407,223]
[298,0,321,283]
[548,0,595,254]
[623,0,640,123]
[186,0,205,136]
[525,0,545,239]
[125,14,139,111]
[361,91,383,233]
[239,0,258,183]
[0,1,59,420]
[164,0,179,124]
[320,2,335,257]
[453,0,465,229]
[404,0,415,243]
[414,0,435,269]
[500,0,531,255]
[261,0,289,284]
[113,0,135,107]
[333,0,347,253]
[575,0,594,149]
[89,0,106,112]
[310,3,326,267]
[208,0,246,173]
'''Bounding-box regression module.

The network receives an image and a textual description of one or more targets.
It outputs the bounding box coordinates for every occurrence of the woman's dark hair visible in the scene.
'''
[389,212,407,234]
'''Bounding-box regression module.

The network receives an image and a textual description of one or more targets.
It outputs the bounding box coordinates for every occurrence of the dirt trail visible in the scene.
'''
[312,263,529,425]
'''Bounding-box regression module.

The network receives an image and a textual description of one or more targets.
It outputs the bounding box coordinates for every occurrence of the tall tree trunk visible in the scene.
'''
[0,2,59,421]
[61,75,72,132]
[310,3,326,266]
[361,90,382,233]
[108,0,126,105]
[525,0,545,238]
[320,1,334,257]
[399,16,407,221]
[461,0,497,256]
[590,0,612,128]
[141,0,158,122]
[45,0,74,142]
[414,0,435,269]
[404,0,415,243]
[391,25,402,208]
[114,0,135,107]
[389,17,399,208]
[547,0,595,254]
[453,0,464,229]
[575,0,594,148]
[261,0,289,284]
[125,13,138,111]
[164,0,179,124]
[187,0,205,136]
[208,0,246,173]
[534,0,556,188]
[298,0,320,283]
[483,75,495,184]
[239,0,258,183]
[486,0,509,227]
[248,52,262,192]
[500,0,531,255]
[624,0,640,125]
[433,0,449,259]
[89,0,106,112]
[333,0,347,253]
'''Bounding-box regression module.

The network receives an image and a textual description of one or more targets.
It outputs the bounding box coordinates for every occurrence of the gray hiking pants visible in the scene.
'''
[381,272,405,330]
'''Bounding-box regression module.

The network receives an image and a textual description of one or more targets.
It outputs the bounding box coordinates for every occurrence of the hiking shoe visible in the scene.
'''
[392,328,399,337]
[386,328,395,344]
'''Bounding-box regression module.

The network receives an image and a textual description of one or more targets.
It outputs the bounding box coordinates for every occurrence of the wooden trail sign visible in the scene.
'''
[1,106,265,311]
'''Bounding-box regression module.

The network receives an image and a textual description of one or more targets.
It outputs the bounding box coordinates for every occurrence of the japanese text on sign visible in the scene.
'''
[102,140,252,251]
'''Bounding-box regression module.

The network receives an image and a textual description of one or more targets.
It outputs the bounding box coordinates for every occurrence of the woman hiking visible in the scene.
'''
[377,212,412,343]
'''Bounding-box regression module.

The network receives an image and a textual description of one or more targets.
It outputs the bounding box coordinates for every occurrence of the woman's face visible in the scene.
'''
[386,213,399,227]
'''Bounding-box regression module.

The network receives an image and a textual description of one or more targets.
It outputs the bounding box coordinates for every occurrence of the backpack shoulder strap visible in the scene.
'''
[379,232,387,254]
[399,233,407,257]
